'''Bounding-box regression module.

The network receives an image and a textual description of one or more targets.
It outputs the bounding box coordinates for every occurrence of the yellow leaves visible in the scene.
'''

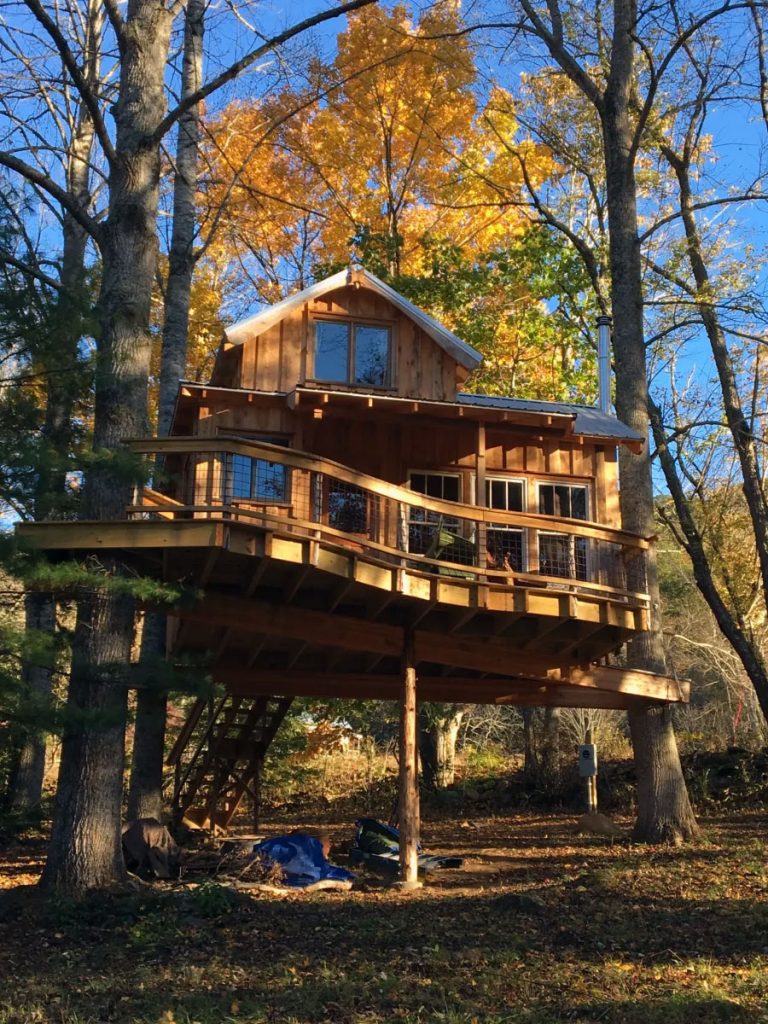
[202,2,553,290]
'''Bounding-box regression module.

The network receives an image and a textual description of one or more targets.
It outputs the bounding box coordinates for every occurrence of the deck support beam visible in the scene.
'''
[399,633,420,887]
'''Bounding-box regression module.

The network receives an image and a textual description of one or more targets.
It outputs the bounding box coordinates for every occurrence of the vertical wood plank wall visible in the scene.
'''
[214,285,461,403]
[187,398,621,530]
[192,282,624,532]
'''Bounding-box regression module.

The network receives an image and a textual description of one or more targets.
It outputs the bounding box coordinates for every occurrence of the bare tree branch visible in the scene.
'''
[153,0,379,144]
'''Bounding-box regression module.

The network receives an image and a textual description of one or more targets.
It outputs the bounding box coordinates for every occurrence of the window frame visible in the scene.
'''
[405,470,463,556]
[536,480,590,581]
[311,317,393,389]
[224,435,292,506]
[485,475,527,573]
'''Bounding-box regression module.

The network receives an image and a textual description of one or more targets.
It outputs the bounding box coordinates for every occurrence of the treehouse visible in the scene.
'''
[19,268,687,875]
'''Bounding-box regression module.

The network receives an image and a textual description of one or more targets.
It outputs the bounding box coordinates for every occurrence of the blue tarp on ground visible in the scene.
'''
[251,835,356,888]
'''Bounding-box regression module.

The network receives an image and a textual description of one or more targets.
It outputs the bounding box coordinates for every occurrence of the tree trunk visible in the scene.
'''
[602,0,697,843]
[40,586,134,891]
[157,0,203,438]
[128,0,204,820]
[419,706,464,789]
[11,4,101,815]
[8,592,56,812]
[126,613,167,821]
[539,706,560,779]
[41,0,173,894]
[522,707,536,773]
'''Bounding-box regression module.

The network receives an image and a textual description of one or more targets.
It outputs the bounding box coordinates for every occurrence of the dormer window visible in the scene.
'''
[314,320,391,387]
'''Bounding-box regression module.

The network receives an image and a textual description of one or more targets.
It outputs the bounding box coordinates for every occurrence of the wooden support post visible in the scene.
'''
[398,633,420,887]
[476,421,487,571]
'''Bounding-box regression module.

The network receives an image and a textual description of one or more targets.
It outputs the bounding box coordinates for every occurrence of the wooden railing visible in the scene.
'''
[127,436,652,606]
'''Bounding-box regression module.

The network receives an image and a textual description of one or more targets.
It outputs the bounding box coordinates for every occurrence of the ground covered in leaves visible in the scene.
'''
[1,812,767,1024]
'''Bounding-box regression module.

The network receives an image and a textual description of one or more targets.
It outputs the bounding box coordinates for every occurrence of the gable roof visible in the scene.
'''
[224,267,483,371]
[457,393,645,443]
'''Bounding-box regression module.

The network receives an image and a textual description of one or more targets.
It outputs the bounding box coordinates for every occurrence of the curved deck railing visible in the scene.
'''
[128,436,651,606]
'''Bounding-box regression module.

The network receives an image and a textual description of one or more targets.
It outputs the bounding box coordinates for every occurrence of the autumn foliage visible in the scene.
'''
[194,4,596,401]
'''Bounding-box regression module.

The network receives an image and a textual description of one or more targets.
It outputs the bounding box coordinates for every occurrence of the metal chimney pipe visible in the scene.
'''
[597,315,612,414]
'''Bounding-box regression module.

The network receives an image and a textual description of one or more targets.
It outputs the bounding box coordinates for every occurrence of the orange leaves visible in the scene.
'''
[202,3,551,292]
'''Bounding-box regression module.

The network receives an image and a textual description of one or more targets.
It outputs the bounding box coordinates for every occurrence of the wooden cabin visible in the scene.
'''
[19,267,687,870]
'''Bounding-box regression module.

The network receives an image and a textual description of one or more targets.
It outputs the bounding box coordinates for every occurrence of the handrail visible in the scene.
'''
[127,435,652,551]
[126,500,652,604]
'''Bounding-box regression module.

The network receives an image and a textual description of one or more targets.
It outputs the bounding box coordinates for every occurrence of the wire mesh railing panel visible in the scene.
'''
[487,527,525,573]
[132,444,651,605]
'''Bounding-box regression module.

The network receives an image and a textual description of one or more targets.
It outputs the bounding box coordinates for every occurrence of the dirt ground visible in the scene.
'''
[1,811,767,1024]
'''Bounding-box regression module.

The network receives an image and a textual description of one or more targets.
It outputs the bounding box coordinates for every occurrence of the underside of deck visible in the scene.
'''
[18,517,689,710]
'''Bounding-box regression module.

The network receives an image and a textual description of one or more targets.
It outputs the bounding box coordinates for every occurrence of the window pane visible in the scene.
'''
[426,475,443,498]
[442,476,460,502]
[354,326,389,386]
[571,488,587,520]
[488,479,524,512]
[315,321,349,381]
[230,454,252,499]
[507,481,524,512]
[253,460,288,502]
[539,485,555,516]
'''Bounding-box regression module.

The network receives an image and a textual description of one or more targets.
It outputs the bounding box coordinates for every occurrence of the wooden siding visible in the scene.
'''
[188,399,621,529]
[216,284,464,400]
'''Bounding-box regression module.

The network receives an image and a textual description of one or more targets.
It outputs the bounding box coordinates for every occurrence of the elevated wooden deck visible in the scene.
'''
[16,437,687,710]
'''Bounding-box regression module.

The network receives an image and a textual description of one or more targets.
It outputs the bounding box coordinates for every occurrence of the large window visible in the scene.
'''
[538,482,588,580]
[314,320,391,387]
[227,438,289,503]
[407,472,462,557]
[486,477,525,572]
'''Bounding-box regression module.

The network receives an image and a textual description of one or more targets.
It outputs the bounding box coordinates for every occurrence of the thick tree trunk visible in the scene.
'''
[419,706,463,789]
[602,0,697,843]
[41,0,173,894]
[11,7,100,814]
[128,0,204,819]
[40,585,134,891]
[126,613,167,821]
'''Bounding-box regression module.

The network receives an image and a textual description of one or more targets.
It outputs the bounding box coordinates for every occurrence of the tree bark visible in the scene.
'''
[601,0,697,843]
[419,706,464,789]
[41,0,173,893]
[157,0,204,438]
[539,706,561,779]
[40,586,134,891]
[8,592,56,812]
[522,706,536,773]
[128,0,203,822]
[126,614,167,821]
[10,1,101,815]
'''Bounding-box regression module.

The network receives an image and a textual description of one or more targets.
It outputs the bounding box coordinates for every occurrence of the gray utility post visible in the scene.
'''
[578,728,598,812]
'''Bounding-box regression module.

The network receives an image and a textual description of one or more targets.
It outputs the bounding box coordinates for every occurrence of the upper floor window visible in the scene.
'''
[538,483,587,520]
[314,320,391,387]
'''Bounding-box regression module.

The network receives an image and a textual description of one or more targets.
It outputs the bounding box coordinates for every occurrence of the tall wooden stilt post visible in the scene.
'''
[399,632,420,887]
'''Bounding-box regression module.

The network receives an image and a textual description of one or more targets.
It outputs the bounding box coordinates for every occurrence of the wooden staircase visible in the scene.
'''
[167,694,293,831]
